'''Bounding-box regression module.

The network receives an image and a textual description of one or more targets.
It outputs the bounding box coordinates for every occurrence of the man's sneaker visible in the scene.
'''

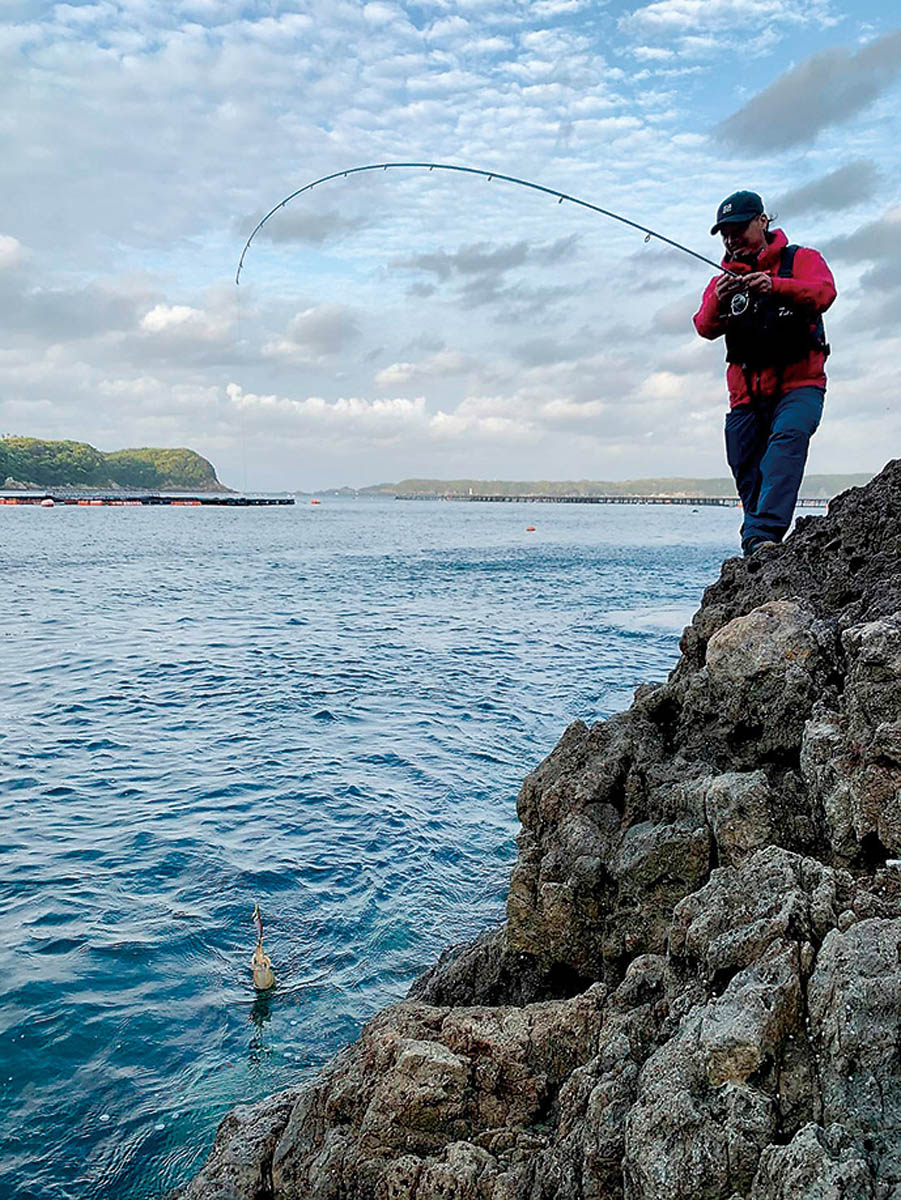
[743,538,780,557]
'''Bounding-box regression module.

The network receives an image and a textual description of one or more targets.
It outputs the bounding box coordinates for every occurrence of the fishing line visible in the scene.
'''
[235,161,736,285]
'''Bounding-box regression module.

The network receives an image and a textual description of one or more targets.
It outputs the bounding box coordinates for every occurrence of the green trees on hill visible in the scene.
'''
[0,438,106,486]
[104,447,219,488]
[0,437,225,491]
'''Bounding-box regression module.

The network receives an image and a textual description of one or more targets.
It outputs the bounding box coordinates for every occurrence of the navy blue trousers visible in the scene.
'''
[725,386,824,554]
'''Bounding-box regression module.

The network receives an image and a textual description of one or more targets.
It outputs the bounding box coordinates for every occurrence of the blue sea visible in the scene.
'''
[0,496,742,1199]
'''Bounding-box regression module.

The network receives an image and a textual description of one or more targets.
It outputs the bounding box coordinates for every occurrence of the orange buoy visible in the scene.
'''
[40,498,55,507]
[311,499,321,505]
[526,525,536,532]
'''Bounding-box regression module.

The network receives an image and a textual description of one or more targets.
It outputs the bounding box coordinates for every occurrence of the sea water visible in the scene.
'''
[0,497,743,1199]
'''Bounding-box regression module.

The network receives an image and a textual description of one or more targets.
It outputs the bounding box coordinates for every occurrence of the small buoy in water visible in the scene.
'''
[526,525,536,532]
[41,498,54,508]
[250,903,275,990]
[311,498,321,505]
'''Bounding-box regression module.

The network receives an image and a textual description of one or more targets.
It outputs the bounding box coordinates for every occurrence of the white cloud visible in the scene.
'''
[638,369,688,402]
[0,234,27,272]
[532,0,590,14]
[620,0,841,60]
[225,382,429,439]
[468,35,514,53]
[621,0,837,37]
[96,375,169,399]
[139,303,231,345]
[363,3,405,25]
[429,403,535,441]
[375,361,417,386]
[374,349,468,387]
[632,45,675,61]
[426,16,469,38]
[141,304,200,333]
[538,396,607,422]
[0,234,25,269]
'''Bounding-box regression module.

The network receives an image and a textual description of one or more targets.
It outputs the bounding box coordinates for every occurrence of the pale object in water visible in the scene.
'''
[251,941,275,990]
[251,903,275,990]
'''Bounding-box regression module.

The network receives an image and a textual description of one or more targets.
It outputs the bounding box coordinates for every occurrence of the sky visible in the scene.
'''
[1,0,899,491]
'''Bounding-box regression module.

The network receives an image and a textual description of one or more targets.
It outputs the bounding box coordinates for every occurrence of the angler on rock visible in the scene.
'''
[693,190,837,557]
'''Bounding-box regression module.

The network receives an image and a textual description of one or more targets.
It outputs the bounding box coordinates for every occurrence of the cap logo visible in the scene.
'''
[723,203,732,212]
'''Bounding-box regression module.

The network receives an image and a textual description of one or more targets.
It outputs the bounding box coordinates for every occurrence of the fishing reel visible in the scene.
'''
[730,291,751,316]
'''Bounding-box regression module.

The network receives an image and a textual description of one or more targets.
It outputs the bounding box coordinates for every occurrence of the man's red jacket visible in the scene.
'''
[693,227,837,408]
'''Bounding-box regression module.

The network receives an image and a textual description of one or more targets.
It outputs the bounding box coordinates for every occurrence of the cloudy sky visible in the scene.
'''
[2,0,899,490]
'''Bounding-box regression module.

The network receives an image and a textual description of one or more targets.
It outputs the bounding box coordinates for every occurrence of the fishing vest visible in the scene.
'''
[724,245,830,373]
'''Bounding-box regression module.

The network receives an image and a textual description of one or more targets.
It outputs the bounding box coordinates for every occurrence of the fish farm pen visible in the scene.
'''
[0,493,295,506]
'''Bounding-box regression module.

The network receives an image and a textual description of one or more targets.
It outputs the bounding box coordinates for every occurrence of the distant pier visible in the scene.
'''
[0,492,294,507]
[396,493,828,508]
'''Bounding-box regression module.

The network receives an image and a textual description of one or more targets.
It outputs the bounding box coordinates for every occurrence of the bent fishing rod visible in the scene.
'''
[235,161,737,285]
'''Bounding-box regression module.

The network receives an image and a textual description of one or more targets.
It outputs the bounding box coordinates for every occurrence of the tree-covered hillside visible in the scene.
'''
[0,437,228,491]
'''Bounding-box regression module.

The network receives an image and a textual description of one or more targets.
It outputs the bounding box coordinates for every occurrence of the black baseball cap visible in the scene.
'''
[710,190,764,235]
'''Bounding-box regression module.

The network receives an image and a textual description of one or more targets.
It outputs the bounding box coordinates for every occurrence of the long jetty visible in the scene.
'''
[0,492,294,506]
[396,493,827,508]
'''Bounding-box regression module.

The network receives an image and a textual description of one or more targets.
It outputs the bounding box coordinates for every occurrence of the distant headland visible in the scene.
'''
[0,437,230,492]
[340,473,875,500]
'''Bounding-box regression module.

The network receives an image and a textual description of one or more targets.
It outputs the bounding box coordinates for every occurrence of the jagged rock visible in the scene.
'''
[408,927,567,1008]
[843,616,901,739]
[181,461,901,1200]
[667,848,851,981]
[531,955,669,1199]
[808,919,901,1188]
[175,1091,300,1200]
[623,941,806,1198]
[799,614,901,863]
[703,771,775,866]
[751,1124,876,1199]
[678,599,838,771]
[269,988,607,1199]
[801,707,861,862]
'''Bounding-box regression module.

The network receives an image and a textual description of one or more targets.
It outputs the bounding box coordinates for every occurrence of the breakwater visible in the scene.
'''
[397,493,828,507]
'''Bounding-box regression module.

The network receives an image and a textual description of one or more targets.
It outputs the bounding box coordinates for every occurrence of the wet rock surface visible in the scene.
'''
[178,461,901,1199]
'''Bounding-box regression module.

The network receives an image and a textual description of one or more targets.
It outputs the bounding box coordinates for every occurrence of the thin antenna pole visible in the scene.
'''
[235,162,735,284]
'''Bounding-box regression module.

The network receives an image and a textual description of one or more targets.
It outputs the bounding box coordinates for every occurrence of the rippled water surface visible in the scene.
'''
[0,497,741,1199]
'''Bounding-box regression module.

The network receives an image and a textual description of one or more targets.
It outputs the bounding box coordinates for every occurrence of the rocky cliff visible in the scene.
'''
[179,460,901,1200]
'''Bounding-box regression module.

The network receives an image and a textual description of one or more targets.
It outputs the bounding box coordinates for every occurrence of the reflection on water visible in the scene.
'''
[249,992,274,1065]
